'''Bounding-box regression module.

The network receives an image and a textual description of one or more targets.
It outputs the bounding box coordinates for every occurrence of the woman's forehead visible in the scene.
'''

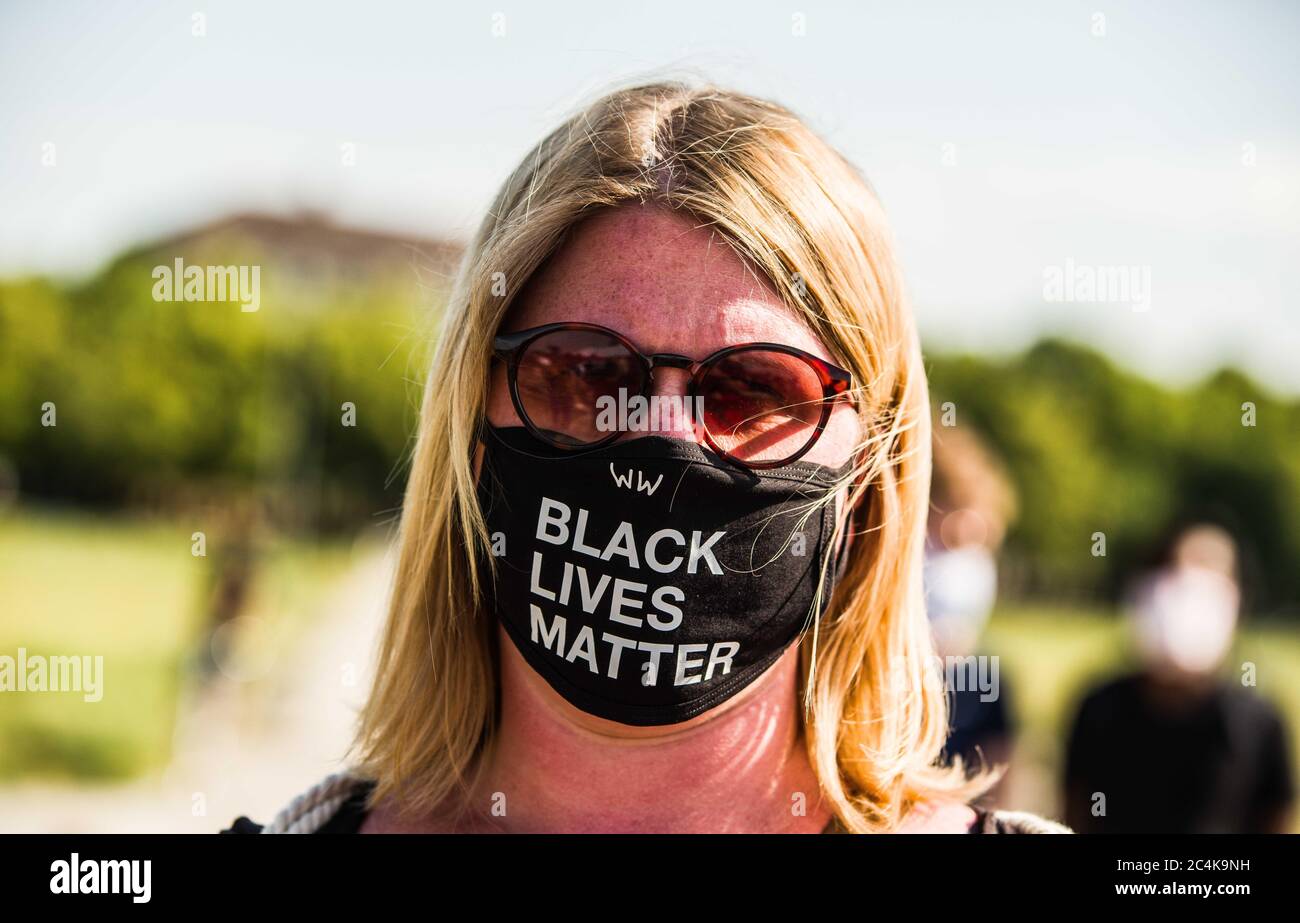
[507,205,831,361]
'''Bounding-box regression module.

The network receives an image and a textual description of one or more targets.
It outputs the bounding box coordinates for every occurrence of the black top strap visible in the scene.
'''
[222,787,1043,834]
[218,780,377,835]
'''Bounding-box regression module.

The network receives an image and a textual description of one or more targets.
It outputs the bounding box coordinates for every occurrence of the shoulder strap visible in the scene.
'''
[262,772,372,834]
[975,808,1072,834]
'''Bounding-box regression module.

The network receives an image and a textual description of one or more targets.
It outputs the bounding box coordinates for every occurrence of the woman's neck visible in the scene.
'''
[394,631,821,834]
[362,631,977,834]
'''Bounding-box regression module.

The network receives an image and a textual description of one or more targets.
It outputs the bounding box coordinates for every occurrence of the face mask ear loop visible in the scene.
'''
[822,496,849,606]
[823,455,868,610]
[471,419,506,616]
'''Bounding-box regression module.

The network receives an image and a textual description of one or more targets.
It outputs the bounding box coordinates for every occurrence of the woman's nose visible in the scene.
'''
[633,367,700,441]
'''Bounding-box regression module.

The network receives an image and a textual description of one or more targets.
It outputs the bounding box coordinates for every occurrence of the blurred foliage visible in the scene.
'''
[1,247,1297,612]
[929,342,1300,613]
[0,246,434,530]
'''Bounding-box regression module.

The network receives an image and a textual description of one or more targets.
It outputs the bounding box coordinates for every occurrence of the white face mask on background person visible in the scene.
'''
[1130,564,1240,678]
[924,545,998,658]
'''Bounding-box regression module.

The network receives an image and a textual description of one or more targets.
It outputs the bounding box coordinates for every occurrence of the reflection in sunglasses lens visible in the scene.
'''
[516,330,643,445]
[701,350,823,464]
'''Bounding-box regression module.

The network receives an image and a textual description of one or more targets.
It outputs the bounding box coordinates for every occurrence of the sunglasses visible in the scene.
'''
[491,322,855,469]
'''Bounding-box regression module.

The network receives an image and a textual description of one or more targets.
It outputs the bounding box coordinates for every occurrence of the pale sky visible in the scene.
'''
[2,0,1298,390]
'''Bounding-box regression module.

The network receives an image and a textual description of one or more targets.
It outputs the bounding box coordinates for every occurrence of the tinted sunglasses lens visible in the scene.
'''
[699,350,825,464]
[515,329,644,446]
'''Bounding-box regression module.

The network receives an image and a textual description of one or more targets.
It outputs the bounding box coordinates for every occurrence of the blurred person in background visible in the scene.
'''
[1064,524,1295,833]
[197,496,261,684]
[925,423,1018,804]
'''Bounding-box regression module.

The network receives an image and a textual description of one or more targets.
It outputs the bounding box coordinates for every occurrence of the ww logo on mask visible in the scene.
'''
[609,464,663,497]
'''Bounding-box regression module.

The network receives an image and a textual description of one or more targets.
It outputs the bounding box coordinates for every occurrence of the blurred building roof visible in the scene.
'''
[140,211,464,299]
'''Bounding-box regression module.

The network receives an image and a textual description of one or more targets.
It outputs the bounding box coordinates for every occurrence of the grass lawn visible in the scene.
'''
[0,509,357,781]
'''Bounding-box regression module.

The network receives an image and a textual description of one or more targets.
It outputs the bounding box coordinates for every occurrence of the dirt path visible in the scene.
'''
[0,542,393,833]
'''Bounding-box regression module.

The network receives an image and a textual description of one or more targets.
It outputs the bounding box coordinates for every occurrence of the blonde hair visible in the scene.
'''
[354,80,989,832]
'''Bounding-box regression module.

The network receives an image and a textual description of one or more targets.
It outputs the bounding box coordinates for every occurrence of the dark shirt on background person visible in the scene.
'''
[944,668,1014,780]
[1064,671,1294,833]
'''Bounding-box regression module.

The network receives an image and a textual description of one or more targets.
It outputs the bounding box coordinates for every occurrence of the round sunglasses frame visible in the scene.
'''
[491,321,855,469]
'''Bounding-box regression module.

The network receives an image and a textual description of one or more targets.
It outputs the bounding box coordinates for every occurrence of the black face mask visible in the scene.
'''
[476,425,851,726]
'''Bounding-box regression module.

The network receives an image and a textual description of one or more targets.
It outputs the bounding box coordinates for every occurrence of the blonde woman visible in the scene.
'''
[223,81,1067,835]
